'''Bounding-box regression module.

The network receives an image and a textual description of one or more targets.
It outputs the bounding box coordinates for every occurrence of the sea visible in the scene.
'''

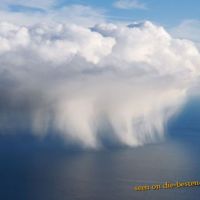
[0,97,200,200]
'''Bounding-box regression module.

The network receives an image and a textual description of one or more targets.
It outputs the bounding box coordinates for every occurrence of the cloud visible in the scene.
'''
[0,0,106,26]
[113,0,147,10]
[0,4,106,26]
[0,0,56,10]
[0,21,199,148]
[170,20,200,48]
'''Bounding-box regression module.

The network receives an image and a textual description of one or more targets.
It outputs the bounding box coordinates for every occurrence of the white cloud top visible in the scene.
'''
[0,21,199,148]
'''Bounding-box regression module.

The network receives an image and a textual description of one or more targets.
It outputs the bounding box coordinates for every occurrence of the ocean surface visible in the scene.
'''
[0,97,200,200]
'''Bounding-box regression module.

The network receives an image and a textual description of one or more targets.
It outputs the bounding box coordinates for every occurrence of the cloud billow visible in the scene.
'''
[0,21,199,148]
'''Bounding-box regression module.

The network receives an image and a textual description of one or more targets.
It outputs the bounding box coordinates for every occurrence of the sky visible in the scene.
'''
[0,0,200,42]
[1,0,200,27]
[0,0,200,148]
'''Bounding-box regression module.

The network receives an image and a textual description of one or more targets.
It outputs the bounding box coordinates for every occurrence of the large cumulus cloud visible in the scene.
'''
[0,21,199,148]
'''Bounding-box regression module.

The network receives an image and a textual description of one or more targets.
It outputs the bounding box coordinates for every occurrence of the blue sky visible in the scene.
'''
[3,0,200,27]
[59,0,200,26]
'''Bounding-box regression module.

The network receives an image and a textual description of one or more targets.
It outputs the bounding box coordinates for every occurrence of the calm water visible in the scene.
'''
[0,98,200,200]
